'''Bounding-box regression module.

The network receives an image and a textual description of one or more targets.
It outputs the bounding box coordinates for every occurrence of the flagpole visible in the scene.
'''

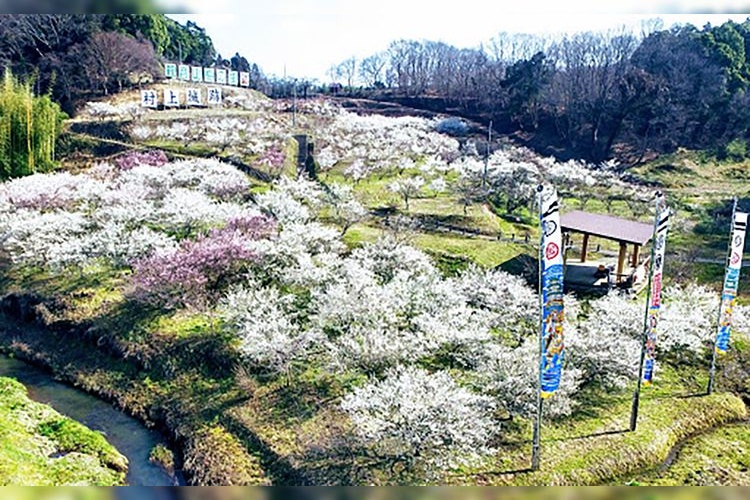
[707,196,738,395]
[531,184,544,471]
[630,191,663,432]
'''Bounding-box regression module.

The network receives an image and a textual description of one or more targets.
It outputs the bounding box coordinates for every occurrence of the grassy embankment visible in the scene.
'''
[0,376,127,486]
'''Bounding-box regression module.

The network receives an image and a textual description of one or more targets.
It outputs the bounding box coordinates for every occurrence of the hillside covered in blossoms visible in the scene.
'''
[0,82,749,486]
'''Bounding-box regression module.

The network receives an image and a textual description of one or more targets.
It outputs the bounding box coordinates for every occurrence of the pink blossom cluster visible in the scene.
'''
[114,150,169,171]
[130,215,274,309]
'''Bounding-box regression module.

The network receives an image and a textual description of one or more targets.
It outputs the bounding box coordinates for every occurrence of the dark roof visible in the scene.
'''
[560,210,653,245]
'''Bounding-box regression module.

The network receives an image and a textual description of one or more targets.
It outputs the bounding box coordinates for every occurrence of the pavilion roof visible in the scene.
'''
[560,210,653,246]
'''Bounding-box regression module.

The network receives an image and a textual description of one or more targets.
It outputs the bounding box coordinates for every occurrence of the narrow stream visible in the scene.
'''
[0,355,183,486]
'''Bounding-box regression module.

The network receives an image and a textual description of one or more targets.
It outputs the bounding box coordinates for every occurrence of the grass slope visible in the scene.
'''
[0,377,127,486]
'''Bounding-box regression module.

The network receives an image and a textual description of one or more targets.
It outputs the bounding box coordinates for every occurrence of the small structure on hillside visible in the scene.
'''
[293,134,316,179]
[560,210,653,292]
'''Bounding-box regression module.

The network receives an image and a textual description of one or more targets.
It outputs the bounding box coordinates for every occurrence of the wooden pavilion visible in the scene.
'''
[560,210,654,291]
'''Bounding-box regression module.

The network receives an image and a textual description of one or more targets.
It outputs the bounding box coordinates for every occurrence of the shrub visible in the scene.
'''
[722,138,747,162]
[435,117,469,137]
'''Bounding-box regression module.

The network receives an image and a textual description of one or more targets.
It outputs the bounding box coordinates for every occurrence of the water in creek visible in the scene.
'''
[0,355,183,486]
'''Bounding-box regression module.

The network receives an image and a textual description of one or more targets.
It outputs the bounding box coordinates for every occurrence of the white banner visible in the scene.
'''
[716,211,748,353]
[204,67,215,83]
[239,71,250,87]
[228,70,239,86]
[539,188,564,397]
[216,69,227,85]
[643,206,670,385]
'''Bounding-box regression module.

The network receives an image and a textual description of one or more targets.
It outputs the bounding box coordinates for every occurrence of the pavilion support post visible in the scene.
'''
[581,234,590,263]
[632,244,640,268]
[617,242,627,283]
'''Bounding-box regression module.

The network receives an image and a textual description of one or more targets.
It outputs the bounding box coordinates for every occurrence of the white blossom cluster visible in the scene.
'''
[129,116,287,158]
[83,101,144,120]
[341,366,496,478]
[313,111,460,176]
[0,158,255,268]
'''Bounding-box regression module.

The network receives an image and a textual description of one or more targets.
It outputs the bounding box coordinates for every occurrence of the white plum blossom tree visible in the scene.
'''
[220,284,321,378]
[341,365,496,481]
[389,177,425,211]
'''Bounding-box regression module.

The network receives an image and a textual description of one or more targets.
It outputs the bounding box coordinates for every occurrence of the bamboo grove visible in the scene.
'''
[0,69,64,180]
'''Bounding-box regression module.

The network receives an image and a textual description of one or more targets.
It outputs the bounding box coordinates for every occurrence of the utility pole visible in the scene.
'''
[292,78,297,128]
[482,120,492,191]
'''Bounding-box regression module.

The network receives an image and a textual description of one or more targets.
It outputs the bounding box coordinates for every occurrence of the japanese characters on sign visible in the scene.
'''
[178,64,190,81]
[186,88,202,106]
[239,71,250,87]
[164,89,180,107]
[203,67,215,83]
[191,66,203,82]
[216,69,227,85]
[207,87,222,105]
[141,90,158,108]
[228,70,239,86]
[164,63,177,79]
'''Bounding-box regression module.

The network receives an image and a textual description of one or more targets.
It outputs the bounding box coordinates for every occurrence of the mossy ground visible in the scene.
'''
[0,377,127,486]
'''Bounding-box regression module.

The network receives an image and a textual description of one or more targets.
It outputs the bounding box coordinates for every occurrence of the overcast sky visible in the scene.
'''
[166,1,750,81]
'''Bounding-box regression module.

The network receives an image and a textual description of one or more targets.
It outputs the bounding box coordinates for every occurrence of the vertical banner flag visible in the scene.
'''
[141,90,157,108]
[716,212,748,353]
[186,88,202,106]
[228,70,239,86]
[178,64,190,81]
[240,71,250,87]
[207,87,222,105]
[643,207,670,385]
[216,68,227,85]
[164,63,177,79]
[204,67,216,83]
[540,189,564,397]
[191,66,203,82]
[164,89,180,107]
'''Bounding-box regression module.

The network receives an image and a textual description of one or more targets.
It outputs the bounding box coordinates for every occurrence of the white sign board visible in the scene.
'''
[228,70,239,86]
[178,64,190,81]
[141,90,158,108]
[164,63,177,79]
[207,87,222,105]
[186,88,202,106]
[239,72,250,87]
[191,66,203,82]
[216,69,227,85]
[204,67,215,83]
[164,89,180,107]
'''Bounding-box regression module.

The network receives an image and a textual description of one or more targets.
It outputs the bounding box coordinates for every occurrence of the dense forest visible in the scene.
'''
[329,19,750,164]
[0,14,264,113]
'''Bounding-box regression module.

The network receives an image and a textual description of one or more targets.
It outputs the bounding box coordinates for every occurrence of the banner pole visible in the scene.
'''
[630,191,663,432]
[531,184,544,471]
[708,196,738,395]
